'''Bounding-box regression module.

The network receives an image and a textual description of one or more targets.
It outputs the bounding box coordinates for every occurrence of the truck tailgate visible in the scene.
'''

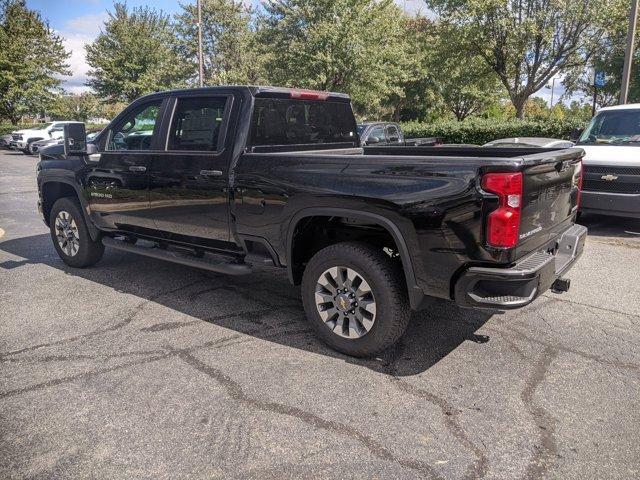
[516,149,583,256]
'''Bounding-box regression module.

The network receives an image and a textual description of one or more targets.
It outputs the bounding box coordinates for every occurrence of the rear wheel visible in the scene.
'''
[49,197,104,268]
[301,242,410,357]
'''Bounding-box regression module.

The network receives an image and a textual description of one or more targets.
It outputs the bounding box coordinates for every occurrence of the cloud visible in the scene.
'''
[64,12,108,37]
[56,13,108,93]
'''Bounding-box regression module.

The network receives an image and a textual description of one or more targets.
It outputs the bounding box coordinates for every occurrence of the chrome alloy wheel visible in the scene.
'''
[315,266,377,339]
[54,211,80,257]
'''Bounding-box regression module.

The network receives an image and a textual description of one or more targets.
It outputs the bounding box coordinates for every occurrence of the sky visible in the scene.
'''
[27,0,578,105]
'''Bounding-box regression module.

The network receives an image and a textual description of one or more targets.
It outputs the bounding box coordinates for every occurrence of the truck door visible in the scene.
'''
[84,99,165,232]
[147,95,233,244]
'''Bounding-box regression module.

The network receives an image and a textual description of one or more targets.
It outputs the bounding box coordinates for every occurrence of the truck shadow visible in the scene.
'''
[0,233,497,377]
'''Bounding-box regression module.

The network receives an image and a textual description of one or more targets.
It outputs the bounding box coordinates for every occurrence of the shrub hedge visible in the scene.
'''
[401,118,589,145]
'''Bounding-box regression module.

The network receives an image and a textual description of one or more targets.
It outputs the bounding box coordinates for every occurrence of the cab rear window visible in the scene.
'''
[249,98,357,147]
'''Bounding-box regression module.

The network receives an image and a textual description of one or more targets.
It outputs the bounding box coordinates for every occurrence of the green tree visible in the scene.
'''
[428,0,626,119]
[563,19,640,108]
[49,92,101,122]
[258,0,412,116]
[431,24,504,120]
[85,3,190,103]
[0,0,70,124]
[175,0,263,85]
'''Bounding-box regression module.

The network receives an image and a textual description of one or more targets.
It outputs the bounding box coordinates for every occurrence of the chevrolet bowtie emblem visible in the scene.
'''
[340,298,348,309]
[601,174,618,181]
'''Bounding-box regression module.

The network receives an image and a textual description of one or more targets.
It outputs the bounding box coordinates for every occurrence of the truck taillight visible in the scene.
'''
[482,172,523,248]
[573,160,583,209]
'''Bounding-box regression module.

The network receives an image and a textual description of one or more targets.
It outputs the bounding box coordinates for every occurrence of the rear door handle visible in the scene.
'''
[129,166,146,172]
[200,169,223,176]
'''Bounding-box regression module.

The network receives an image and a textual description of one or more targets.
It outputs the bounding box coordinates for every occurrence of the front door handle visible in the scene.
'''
[129,166,146,172]
[200,169,223,177]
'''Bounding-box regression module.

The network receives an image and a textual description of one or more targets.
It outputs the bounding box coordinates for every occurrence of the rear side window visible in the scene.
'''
[249,98,357,146]
[168,96,228,151]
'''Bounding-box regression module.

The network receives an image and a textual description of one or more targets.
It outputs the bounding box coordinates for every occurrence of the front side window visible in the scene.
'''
[168,96,228,151]
[368,126,385,143]
[107,101,162,151]
[249,98,357,147]
[578,109,640,145]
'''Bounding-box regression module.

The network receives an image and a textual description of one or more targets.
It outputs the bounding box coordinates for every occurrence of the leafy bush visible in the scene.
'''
[0,124,34,135]
[401,118,589,145]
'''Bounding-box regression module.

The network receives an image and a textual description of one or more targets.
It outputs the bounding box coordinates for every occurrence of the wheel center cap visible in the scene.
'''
[335,293,353,312]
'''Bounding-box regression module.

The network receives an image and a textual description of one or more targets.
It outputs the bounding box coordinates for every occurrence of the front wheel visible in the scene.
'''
[49,197,104,268]
[301,242,410,357]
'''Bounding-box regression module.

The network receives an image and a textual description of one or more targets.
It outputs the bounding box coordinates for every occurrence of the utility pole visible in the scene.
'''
[549,77,556,108]
[197,0,204,87]
[620,0,639,104]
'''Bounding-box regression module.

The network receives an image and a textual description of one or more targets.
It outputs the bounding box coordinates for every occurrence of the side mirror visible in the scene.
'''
[366,136,380,145]
[64,122,87,155]
[569,128,582,142]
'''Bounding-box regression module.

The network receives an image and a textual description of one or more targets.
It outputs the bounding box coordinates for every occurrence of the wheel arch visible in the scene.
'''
[41,179,100,241]
[286,207,422,309]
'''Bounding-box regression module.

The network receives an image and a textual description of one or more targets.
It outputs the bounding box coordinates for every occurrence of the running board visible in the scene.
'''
[102,236,252,275]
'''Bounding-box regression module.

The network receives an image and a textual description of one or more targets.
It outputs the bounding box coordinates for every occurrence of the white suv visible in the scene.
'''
[10,122,74,154]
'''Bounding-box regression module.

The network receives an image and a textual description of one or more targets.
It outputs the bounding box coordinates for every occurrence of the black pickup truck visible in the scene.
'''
[37,86,587,357]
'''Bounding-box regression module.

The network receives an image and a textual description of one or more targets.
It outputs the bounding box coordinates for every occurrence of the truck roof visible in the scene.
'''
[599,103,640,112]
[135,86,351,103]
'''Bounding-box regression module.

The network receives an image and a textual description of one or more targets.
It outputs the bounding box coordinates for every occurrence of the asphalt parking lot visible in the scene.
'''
[1,150,639,479]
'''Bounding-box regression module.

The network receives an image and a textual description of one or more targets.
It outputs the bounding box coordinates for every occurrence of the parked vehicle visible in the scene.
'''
[484,137,575,148]
[27,130,101,155]
[573,104,640,219]
[37,87,586,357]
[10,121,74,154]
[29,137,63,155]
[0,134,12,149]
[357,122,440,146]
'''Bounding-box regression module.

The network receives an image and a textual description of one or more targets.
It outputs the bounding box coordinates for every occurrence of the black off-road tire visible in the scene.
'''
[49,197,104,268]
[301,241,411,357]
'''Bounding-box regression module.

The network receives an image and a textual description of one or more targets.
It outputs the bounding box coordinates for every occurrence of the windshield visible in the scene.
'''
[578,109,640,145]
[356,125,367,136]
[249,98,357,147]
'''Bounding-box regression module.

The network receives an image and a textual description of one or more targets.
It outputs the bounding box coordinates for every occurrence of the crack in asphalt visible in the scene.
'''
[0,278,207,359]
[521,346,559,480]
[487,324,640,373]
[379,343,490,480]
[541,294,640,320]
[175,349,443,480]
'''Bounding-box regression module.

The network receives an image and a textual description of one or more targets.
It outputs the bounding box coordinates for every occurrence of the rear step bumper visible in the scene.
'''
[102,236,252,275]
[454,224,587,309]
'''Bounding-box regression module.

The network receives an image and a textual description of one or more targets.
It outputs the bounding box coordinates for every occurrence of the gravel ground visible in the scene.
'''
[1,150,639,479]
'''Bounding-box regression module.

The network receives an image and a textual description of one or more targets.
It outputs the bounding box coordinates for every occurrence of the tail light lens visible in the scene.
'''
[573,160,583,209]
[482,172,523,248]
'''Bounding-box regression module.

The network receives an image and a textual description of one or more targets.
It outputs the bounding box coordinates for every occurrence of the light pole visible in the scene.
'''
[546,77,557,108]
[197,0,204,87]
[620,0,639,104]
